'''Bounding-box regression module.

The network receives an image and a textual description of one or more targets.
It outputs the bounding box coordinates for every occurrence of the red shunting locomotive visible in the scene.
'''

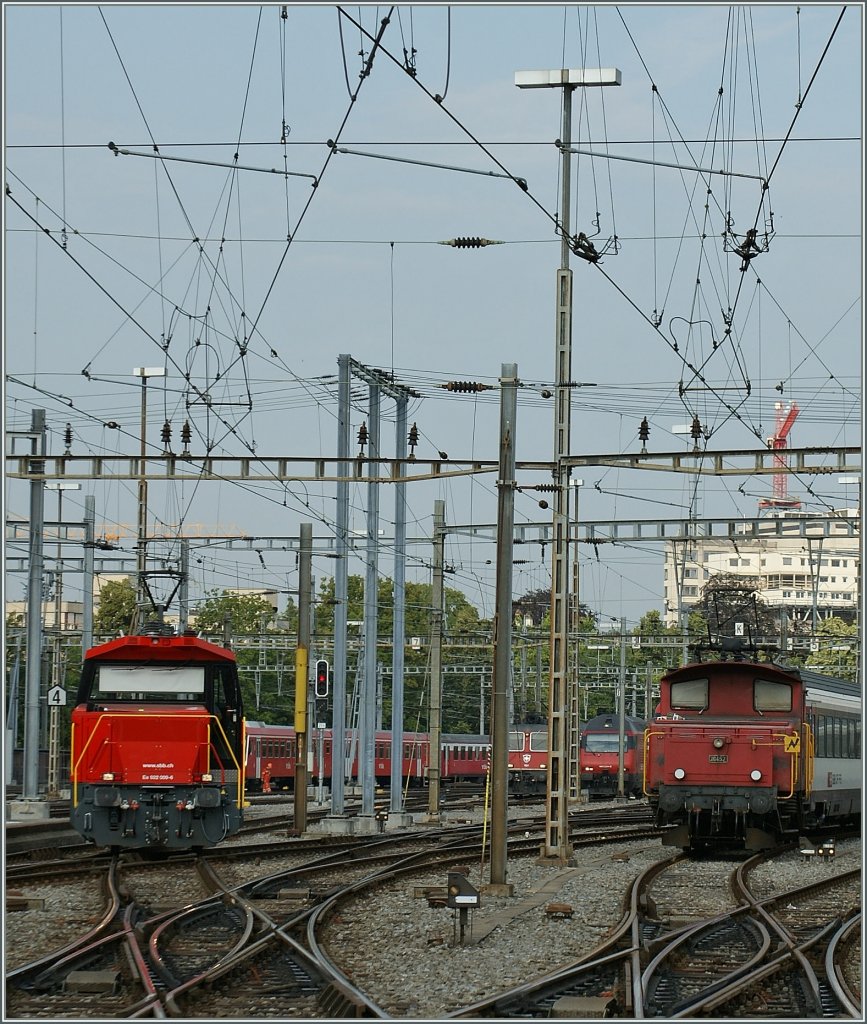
[70,626,246,850]
[644,656,860,851]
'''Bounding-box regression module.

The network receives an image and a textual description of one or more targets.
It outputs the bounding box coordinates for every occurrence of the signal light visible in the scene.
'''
[315,659,329,698]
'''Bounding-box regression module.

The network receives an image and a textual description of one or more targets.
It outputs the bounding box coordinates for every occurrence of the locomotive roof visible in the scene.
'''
[665,659,860,698]
[581,713,646,731]
[84,633,237,663]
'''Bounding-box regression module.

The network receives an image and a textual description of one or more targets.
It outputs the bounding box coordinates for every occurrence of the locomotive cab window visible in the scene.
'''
[583,733,620,753]
[93,664,205,702]
[669,678,708,710]
[754,679,792,712]
[508,731,524,751]
[529,731,547,751]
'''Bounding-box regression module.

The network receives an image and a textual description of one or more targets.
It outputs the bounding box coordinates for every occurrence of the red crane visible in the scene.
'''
[759,401,801,511]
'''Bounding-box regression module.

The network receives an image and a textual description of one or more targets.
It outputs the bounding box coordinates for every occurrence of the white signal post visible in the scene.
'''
[516,66,621,862]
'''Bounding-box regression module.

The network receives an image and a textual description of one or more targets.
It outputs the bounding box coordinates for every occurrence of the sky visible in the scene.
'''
[3,2,863,629]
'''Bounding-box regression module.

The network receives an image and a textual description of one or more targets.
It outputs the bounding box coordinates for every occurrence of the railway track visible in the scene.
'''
[11,801,854,1019]
[448,844,862,1019]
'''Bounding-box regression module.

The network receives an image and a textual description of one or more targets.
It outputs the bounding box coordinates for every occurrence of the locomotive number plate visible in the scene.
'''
[708,754,728,763]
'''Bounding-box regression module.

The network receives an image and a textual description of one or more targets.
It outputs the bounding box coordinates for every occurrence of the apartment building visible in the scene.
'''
[663,508,860,627]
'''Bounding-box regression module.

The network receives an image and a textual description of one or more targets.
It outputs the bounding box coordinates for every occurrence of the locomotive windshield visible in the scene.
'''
[584,734,620,753]
[94,664,205,702]
[529,731,547,751]
[754,678,792,712]
[670,678,708,709]
[508,731,524,751]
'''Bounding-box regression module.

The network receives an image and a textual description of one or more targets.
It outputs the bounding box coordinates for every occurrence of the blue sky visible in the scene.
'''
[3,3,863,626]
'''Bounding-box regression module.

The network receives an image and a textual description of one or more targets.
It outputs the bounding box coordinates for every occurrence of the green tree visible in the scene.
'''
[94,577,137,635]
[804,616,858,681]
[694,572,778,641]
[193,589,277,634]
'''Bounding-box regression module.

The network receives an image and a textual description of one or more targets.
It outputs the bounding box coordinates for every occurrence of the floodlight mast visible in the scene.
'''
[516,66,621,863]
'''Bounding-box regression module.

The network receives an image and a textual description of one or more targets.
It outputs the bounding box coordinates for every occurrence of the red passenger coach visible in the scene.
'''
[70,629,246,850]
[644,656,860,851]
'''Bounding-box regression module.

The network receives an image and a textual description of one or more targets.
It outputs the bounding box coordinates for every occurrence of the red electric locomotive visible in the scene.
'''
[70,626,246,850]
[579,714,646,799]
[507,721,548,796]
[644,655,860,851]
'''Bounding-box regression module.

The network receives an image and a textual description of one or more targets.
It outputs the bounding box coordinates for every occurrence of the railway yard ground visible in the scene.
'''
[4,794,862,1019]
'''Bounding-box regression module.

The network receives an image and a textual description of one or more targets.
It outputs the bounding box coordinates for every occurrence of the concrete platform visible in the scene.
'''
[6,799,53,821]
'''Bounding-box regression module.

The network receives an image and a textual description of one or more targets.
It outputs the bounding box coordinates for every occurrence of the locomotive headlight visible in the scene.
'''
[750,769,762,781]
[673,768,686,780]
[102,772,115,781]
[712,737,725,749]
[201,773,214,782]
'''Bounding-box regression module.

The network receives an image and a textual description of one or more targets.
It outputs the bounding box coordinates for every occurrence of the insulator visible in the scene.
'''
[691,415,702,440]
[161,420,172,446]
[443,380,490,393]
[357,421,368,449]
[638,417,650,442]
[64,422,73,452]
[408,422,419,449]
[439,237,502,248]
[533,484,558,493]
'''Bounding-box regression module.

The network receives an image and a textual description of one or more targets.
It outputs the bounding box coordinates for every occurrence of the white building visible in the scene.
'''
[663,508,860,628]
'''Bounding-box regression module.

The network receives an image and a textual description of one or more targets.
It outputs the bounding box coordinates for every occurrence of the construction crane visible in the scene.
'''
[759,401,801,511]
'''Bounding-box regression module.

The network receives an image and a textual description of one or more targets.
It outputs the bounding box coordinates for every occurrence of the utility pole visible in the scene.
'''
[617,617,627,799]
[390,394,408,813]
[361,384,381,818]
[82,496,95,651]
[294,523,312,833]
[427,500,445,819]
[490,364,518,888]
[23,408,46,800]
[133,366,165,629]
[46,481,79,799]
[332,353,351,814]
[516,64,621,861]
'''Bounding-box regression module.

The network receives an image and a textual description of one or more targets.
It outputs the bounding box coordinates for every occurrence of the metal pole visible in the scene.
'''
[545,82,575,861]
[24,408,46,799]
[332,353,351,814]
[361,384,381,817]
[491,363,518,887]
[178,538,190,633]
[47,486,65,799]
[82,496,95,650]
[294,523,312,833]
[390,395,408,812]
[428,500,445,819]
[617,618,626,799]
[136,376,148,628]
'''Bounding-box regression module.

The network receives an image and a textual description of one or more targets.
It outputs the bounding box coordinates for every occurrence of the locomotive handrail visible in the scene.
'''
[207,713,246,809]
[641,729,665,797]
[802,723,814,798]
[71,711,245,810]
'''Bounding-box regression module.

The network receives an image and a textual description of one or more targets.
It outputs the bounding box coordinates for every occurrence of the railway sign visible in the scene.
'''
[47,685,67,707]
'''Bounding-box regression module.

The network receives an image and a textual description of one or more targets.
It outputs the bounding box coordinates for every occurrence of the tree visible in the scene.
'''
[513,587,596,629]
[804,616,858,681]
[94,577,137,635]
[193,589,277,634]
[693,573,778,641]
